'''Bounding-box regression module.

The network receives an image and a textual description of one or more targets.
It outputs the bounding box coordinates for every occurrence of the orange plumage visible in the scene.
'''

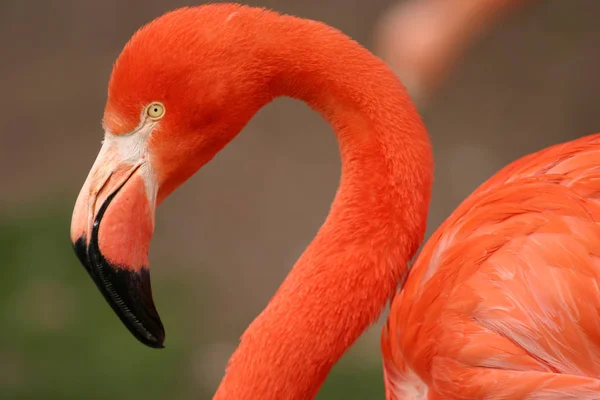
[69,3,600,399]
[384,136,600,398]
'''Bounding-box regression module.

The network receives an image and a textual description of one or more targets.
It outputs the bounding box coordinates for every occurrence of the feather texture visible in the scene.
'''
[384,134,600,399]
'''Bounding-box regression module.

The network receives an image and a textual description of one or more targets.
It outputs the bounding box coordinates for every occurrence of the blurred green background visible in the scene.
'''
[0,202,384,399]
[2,0,600,399]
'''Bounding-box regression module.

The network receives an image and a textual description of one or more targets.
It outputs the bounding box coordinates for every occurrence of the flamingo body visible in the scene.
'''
[383,134,600,398]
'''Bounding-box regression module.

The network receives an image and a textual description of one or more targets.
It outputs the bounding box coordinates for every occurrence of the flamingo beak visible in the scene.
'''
[70,138,165,348]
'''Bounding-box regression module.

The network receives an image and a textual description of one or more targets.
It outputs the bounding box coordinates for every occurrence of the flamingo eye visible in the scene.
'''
[146,102,165,120]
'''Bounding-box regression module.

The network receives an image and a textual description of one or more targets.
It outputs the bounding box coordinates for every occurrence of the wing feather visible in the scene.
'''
[382,135,600,397]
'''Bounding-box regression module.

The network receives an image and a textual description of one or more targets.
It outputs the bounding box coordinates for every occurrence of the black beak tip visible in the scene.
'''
[143,335,166,349]
[72,234,167,350]
[136,327,165,349]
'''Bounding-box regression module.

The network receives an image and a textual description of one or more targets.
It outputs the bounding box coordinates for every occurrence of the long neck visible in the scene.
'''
[215,11,433,400]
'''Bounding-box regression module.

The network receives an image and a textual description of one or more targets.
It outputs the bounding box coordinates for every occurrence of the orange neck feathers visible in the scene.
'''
[206,6,433,399]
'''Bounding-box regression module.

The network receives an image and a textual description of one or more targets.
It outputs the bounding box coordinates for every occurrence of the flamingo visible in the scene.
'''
[374,0,534,106]
[70,3,600,399]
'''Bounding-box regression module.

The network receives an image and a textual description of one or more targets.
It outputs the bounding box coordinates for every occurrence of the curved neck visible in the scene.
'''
[215,11,433,400]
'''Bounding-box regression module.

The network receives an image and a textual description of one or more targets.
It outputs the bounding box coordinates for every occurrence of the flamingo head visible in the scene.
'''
[70,4,272,348]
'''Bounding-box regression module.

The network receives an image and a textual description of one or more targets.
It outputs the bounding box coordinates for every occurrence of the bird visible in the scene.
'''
[69,3,600,399]
[374,0,534,107]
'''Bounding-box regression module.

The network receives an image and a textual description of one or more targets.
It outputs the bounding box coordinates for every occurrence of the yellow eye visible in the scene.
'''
[146,102,165,119]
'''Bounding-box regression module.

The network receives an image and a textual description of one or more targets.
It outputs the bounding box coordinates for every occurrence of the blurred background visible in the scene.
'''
[2,0,599,398]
